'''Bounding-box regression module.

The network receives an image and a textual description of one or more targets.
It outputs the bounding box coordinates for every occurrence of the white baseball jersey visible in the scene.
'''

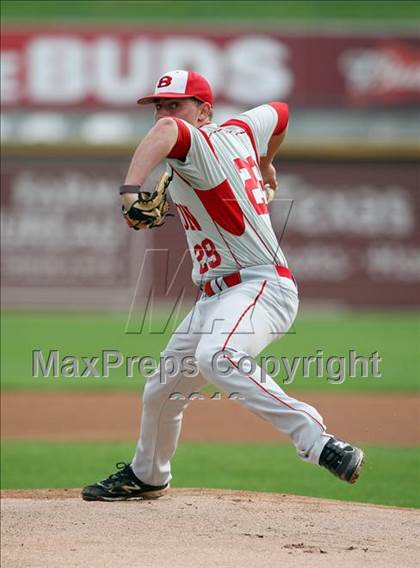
[166,102,289,286]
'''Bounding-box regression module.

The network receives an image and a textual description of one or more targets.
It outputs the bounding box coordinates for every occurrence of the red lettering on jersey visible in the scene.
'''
[193,243,207,273]
[194,238,222,274]
[157,75,172,88]
[234,156,268,215]
[175,204,202,231]
[195,180,245,236]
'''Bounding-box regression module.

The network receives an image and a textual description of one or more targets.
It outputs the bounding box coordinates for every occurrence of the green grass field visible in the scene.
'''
[2,310,418,506]
[2,0,418,24]
[2,441,419,508]
[2,310,419,392]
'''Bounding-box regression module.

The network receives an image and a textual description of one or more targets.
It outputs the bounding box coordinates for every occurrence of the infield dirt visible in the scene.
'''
[2,488,419,568]
[2,391,420,567]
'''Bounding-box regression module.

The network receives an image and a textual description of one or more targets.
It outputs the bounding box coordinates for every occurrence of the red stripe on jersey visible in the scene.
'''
[221,118,259,164]
[195,180,245,236]
[215,224,244,268]
[171,166,193,187]
[167,118,192,160]
[269,102,289,135]
[198,128,218,159]
[241,208,281,265]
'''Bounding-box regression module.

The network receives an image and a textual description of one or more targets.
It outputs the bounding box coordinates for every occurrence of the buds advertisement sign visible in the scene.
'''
[2,27,419,108]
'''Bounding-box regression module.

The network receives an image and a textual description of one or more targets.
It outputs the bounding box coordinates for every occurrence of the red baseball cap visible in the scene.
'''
[137,70,214,106]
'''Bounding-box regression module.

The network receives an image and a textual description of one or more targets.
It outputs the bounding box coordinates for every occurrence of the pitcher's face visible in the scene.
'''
[154,98,210,127]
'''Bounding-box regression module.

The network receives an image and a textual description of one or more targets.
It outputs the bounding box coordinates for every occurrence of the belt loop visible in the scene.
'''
[203,281,214,296]
[223,272,241,288]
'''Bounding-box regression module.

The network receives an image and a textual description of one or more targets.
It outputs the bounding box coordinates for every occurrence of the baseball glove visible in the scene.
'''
[120,171,172,230]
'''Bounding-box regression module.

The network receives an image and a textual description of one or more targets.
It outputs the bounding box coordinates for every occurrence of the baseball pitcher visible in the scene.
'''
[82,70,364,501]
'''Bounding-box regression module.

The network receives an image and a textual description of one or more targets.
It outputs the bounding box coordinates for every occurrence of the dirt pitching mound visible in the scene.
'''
[1,489,419,568]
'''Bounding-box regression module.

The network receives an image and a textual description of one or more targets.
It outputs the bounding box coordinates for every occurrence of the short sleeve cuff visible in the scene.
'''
[269,102,289,135]
[167,118,192,160]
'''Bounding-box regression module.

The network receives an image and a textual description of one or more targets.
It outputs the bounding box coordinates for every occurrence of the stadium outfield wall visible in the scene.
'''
[2,24,418,309]
[2,145,419,310]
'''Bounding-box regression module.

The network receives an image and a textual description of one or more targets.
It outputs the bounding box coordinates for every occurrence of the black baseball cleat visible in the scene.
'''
[319,438,364,483]
[81,462,169,501]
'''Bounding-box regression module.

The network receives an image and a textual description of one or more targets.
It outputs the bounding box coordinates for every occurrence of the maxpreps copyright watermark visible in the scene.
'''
[32,349,382,385]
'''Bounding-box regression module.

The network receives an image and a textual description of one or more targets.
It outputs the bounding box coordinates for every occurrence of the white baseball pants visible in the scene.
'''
[131,265,331,486]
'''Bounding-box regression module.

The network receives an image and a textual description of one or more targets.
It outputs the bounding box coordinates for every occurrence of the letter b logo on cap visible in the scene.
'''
[157,75,173,89]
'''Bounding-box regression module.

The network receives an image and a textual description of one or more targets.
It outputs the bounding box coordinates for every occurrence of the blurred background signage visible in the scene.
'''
[1,24,419,308]
[2,28,419,108]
